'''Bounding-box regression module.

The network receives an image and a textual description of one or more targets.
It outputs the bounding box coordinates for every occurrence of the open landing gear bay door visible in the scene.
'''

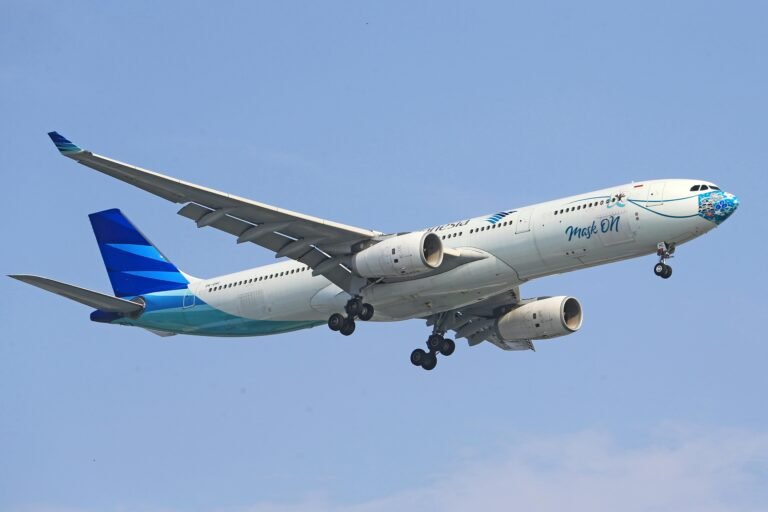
[425,287,535,351]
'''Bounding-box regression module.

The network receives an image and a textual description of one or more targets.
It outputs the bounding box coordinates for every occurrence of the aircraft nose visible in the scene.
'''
[698,190,739,224]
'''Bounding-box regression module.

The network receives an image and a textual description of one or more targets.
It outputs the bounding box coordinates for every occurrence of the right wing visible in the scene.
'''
[8,275,144,314]
[426,287,535,351]
[48,132,383,292]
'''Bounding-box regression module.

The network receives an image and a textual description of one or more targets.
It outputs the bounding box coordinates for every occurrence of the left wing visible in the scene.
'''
[48,132,382,292]
[425,287,535,351]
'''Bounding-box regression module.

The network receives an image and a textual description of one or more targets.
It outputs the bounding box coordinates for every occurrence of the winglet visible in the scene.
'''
[48,131,83,154]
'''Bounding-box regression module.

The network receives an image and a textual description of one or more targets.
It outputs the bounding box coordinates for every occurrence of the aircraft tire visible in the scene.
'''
[410,348,427,366]
[421,352,437,371]
[328,313,345,331]
[427,334,443,351]
[345,298,362,317]
[358,303,374,321]
[340,319,356,336]
[439,338,456,356]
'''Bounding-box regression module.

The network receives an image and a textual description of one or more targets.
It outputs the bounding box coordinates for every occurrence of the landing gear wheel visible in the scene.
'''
[439,338,456,356]
[421,352,437,371]
[328,313,345,332]
[410,348,427,366]
[427,334,443,351]
[655,242,675,279]
[345,298,363,317]
[358,303,374,321]
[339,318,356,336]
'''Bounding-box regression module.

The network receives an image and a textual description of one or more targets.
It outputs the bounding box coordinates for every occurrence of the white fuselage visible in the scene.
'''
[171,178,728,334]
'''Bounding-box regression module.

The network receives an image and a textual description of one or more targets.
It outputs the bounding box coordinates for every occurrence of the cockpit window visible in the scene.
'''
[690,185,700,191]
[700,185,709,191]
[710,185,721,190]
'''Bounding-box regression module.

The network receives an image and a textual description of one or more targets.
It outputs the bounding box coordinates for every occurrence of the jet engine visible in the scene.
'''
[495,296,583,342]
[351,231,444,278]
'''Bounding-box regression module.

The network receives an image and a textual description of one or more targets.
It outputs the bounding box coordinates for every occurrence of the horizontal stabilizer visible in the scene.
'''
[144,328,177,337]
[8,274,144,314]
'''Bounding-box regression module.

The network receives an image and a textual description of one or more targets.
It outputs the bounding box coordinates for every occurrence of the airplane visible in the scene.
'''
[9,132,740,371]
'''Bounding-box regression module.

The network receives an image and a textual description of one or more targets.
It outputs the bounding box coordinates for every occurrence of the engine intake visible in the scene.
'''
[495,296,583,342]
[351,231,444,278]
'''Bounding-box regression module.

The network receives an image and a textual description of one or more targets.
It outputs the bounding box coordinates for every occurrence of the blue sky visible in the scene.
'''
[1,1,766,510]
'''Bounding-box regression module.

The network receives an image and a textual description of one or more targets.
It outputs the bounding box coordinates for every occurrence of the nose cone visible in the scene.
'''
[698,190,739,224]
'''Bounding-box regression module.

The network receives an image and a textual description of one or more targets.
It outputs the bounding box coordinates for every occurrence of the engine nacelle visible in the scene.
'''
[495,296,583,342]
[351,231,444,278]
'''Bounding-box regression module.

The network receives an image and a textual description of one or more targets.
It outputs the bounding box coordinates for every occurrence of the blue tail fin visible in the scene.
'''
[89,209,189,298]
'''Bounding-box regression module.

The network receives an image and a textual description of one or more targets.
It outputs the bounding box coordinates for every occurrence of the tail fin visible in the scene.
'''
[89,209,189,297]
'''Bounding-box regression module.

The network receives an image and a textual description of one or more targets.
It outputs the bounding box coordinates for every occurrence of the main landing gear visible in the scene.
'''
[654,242,675,279]
[327,297,374,336]
[410,333,456,371]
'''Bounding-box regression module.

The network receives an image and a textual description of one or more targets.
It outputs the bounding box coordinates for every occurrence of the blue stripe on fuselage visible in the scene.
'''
[96,289,322,337]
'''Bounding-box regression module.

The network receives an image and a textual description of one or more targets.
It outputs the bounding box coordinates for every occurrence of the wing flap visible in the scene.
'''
[9,275,144,314]
[177,203,353,290]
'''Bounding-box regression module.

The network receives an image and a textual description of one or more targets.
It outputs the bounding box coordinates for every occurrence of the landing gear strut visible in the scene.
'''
[327,297,374,336]
[654,242,675,279]
[410,332,455,371]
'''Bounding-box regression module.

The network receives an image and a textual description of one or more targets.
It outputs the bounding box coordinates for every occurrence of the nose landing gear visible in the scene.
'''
[654,242,675,279]
[327,297,374,336]
[410,332,456,371]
